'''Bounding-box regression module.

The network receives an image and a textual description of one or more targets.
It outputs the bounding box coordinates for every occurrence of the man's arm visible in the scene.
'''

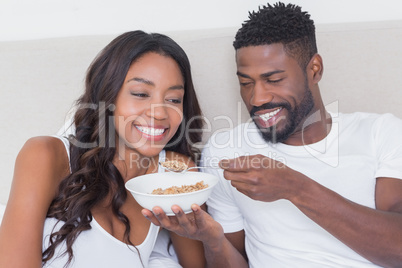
[289,175,402,267]
[221,155,402,267]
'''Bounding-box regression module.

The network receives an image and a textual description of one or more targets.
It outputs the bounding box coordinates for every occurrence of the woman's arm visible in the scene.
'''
[170,230,205,268]
[162,151,205,267]
[160,151,206,267]
[143,205,248,268]
[0,137,69,268]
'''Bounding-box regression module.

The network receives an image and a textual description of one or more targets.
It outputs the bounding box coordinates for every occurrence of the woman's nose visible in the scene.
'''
[145,102,169,120]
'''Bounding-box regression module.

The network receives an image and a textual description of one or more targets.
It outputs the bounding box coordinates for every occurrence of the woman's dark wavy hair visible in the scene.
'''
[233,2,317,70]
[42,30,203,266]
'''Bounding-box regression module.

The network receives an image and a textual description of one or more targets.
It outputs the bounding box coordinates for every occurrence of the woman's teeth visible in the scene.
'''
[259,108,282,121]
[136,126,165,136]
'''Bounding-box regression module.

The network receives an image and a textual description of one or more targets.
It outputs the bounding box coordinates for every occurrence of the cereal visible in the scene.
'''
[161,160,188,171]
[151,181,208,195]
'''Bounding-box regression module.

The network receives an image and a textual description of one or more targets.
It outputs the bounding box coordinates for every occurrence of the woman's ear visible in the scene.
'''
[308,54,323,83]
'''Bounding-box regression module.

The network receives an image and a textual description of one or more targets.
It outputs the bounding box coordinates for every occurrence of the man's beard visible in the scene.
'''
[250,85,315,144]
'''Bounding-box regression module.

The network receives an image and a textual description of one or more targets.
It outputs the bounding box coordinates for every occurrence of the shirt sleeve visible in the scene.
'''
[201,145,244,233]
[374,113,402,180]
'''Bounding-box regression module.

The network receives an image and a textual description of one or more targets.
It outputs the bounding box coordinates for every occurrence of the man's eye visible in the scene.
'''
[240,82,252,86]
[267,78,283,83]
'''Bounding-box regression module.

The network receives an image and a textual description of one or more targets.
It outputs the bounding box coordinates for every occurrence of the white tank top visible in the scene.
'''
[43,136,166,268]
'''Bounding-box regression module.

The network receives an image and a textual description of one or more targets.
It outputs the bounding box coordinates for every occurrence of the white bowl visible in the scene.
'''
[125,171,219,216]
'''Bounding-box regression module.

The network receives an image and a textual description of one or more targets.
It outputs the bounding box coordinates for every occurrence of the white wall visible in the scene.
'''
[1,0,402,42]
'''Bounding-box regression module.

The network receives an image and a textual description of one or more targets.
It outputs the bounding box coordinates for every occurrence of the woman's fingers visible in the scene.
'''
[141,207,174,227]
[143,204,223,243]
[191,204,208,228]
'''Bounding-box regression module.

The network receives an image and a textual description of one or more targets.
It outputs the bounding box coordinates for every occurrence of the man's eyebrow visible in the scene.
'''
[236,71,252,79]
[236,70,285,79]
[127,77,184,90]
[260,70,285,78]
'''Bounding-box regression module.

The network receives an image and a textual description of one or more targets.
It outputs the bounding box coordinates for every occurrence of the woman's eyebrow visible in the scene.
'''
[169,85,184,90]
[127,77,184,90]
[127,77,154,86]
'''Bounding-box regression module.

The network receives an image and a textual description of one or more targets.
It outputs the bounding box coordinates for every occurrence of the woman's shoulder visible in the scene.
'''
[17,136,70,180]
[20,136,67,158]
[12,135,70,206]
[22,135,65,150]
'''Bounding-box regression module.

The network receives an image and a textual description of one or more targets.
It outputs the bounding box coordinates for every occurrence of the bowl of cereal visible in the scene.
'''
[125,171,219,215]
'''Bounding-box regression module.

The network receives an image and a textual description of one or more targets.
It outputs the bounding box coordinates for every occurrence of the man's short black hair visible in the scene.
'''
[233,2,317,69]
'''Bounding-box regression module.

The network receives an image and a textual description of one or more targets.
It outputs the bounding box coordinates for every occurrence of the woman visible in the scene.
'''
[0,31,205,267]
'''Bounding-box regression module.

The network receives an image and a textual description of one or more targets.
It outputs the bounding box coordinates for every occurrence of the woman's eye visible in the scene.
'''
[167,98,182,104]
[130,92,148,98]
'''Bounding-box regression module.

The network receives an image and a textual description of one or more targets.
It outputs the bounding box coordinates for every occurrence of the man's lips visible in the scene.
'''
[255,107,283,121]
[253,107,284,128]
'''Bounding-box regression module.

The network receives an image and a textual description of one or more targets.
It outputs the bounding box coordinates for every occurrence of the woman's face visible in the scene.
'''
[114,52,184,159]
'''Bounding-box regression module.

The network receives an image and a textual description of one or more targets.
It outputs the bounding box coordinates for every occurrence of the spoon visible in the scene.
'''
[159,161,220,173]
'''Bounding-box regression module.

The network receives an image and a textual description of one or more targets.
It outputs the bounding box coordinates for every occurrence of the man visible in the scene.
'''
[143,2,402,267]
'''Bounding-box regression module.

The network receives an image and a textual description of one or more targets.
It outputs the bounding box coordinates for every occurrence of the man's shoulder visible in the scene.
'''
[336,111,402,126]
[335,112,402,139]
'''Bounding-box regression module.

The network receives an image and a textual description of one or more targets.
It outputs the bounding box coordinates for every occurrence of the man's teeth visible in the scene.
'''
[136,126,165,136]
[259,108,282,121]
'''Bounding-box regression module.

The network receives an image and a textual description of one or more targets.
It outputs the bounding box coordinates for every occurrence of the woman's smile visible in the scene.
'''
[134,125,168,142]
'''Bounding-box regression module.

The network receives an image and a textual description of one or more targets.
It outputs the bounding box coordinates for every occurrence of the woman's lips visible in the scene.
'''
[135,125,167,141]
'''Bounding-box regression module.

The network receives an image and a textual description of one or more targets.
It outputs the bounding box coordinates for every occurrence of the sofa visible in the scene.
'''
[1,20,402,210]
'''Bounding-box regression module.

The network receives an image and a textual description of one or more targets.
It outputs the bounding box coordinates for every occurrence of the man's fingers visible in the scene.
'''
[219,155,256,171]
[220,158,246,171]
[220,154,279,172]
[219,159,232,169]
[223,169,254,185]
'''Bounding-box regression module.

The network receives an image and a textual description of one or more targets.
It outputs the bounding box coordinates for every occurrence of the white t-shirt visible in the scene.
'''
[42,137,180,268]
[202,112,402,267]
[43,217,159,268]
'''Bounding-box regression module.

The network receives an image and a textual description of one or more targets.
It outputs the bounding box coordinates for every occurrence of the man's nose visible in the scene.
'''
[249,82,274,107]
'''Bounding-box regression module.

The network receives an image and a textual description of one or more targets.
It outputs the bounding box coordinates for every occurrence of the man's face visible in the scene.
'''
[236,44,315,143]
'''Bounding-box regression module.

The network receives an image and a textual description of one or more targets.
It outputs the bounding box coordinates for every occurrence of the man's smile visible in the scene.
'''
[257,107,283,122]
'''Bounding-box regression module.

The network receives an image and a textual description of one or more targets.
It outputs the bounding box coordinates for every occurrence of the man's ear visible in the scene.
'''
[308,54,323,83]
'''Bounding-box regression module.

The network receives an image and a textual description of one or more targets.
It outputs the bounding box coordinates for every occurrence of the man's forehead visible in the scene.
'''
[235,44,290,72]
[236,44,285,57]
